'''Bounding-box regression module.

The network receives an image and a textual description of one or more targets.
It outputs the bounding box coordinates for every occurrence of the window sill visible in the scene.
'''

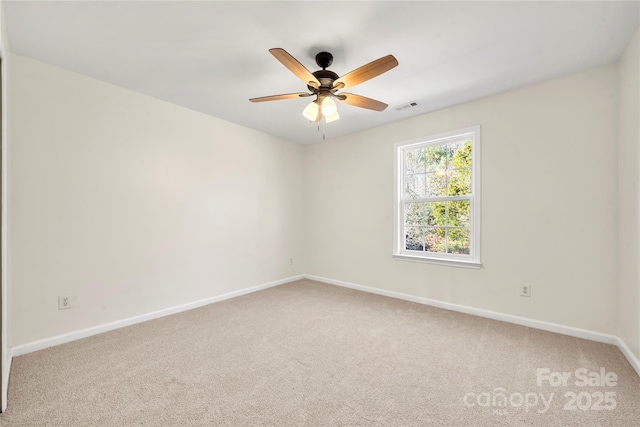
[393,254,482,269]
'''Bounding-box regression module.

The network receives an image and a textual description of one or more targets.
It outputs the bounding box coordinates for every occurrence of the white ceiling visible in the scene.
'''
[3,1,639,145]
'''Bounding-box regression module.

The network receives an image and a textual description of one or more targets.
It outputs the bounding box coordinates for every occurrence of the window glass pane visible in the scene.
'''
[405,202,427,225]
[405,227,424,251]
[447,139,472,170]
[426,201,447,227]
[447,228,470,255]
[425,227,446,253]
[406,202,440,226]
[425,145,447,172]
[425,171,447,197]
[404,148,425,174]
[447,200,470,227]
[448,167,471,195]
[404,173,425,198]
[447,140,472,196]
[422,202,440,226]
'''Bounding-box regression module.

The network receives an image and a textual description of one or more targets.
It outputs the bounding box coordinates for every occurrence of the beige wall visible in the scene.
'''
[305,64,619,334]
[0,0,8,412]
[8,55,305,346]
[618,28,640,360]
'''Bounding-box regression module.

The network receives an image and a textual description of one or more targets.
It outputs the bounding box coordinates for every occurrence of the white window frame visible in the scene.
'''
[393,126,481,268]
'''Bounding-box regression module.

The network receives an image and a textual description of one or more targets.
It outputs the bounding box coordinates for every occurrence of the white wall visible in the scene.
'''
[8,55,304,347]
[618,28,640,360]
[305,64,619,335]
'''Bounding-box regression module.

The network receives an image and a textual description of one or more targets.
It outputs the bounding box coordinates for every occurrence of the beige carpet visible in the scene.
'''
[1,279,639,426]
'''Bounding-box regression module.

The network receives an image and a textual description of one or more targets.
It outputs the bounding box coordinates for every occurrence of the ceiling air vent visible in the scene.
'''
[394,100,420,112]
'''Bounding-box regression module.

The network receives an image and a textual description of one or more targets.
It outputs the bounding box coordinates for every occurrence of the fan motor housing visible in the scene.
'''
[309,69,339,91]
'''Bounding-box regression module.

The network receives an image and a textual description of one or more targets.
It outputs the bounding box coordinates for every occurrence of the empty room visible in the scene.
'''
[0,1,638,426]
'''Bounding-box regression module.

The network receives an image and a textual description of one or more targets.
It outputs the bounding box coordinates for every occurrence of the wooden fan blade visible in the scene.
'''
[269,48,321,89]
[333,55,398,90]
[338,93,388,111]
[249,92,311,103]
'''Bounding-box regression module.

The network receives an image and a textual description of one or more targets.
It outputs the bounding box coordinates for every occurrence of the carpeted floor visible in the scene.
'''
[1,279,639,426]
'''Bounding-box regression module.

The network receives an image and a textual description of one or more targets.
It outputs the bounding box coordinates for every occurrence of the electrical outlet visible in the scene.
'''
[289,258,293,265]
[520,285,532,298]
[58,295,73,310]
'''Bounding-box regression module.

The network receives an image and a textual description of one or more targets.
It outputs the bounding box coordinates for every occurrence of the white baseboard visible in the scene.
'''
[7,273,640,381]
[1,352,10,412]
[10,275,304,358]
[615,336,640,377]
[304,274,640,378]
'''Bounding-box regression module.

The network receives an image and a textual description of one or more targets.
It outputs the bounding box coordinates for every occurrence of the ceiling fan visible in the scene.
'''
[250,48,398,123]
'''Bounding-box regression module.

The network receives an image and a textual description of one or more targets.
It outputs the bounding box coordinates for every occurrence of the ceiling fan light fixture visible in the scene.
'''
[325,110,340,123]
[251,48,398,130]
[321,96,338,116]
[302,100,319,121]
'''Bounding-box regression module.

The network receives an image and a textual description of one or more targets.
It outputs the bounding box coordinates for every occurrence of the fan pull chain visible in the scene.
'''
[323,118,326,140]
[316,120,326,140]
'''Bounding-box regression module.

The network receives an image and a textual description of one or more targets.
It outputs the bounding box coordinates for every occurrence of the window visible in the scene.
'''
[394,126,481,268]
